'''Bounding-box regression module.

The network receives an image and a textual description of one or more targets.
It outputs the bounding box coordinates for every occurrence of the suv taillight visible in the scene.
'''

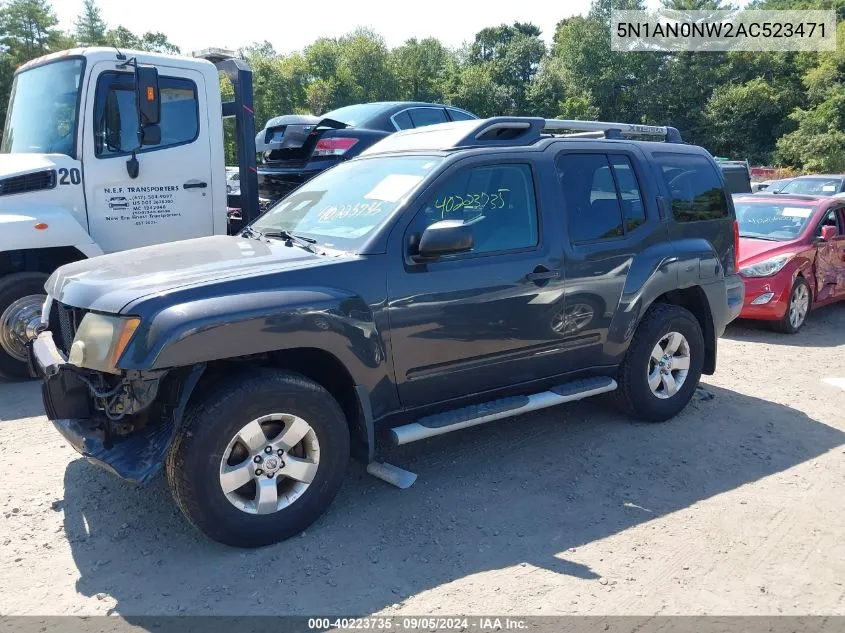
[733,220,740,270]
[313,137,359,157]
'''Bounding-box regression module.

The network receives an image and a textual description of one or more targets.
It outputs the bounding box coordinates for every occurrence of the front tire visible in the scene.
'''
[771,277,810,334]
[0,272,48,380]
[166,369,350,548]
[615,303,705,422]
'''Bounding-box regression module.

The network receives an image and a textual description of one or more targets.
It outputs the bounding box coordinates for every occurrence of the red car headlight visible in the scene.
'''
[739,254,793,278]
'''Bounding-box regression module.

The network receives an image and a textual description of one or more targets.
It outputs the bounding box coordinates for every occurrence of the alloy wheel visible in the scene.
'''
[789,283,809,330]
[647,331,691,400]
[219,413,320,515]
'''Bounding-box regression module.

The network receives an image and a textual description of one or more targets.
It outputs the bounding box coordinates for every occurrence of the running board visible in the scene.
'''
[391,376,617,446]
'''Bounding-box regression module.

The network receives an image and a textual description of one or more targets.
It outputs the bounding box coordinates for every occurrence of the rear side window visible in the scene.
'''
[409,108,448,128]
[447,108,475,121]
[392,110,413,130]
[93,72,199,157]
[655,153,729,221]
[556,152,646,243]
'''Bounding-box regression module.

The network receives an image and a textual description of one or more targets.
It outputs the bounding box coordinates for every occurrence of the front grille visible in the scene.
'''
[49,302,89,355]
[0,169,56,196]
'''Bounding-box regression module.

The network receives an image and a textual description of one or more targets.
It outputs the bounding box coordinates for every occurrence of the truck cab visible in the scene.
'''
[0,47,258,378]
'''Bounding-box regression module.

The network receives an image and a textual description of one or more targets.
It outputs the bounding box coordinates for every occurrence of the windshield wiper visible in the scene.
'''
[259,229,318,252]
[740,234,781,241]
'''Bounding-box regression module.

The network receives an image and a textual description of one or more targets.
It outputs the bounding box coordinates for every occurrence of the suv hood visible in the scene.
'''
[46,235,336,314]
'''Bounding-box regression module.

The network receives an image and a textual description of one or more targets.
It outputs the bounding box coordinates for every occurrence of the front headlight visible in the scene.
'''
[68,313,140,374]
[739,254,792,278]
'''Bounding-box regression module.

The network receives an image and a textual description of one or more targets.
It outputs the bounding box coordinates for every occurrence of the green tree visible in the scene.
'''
[449,63,511,117]
[74,0,107,46]
[303,28,397,113]
[0,0,63,64]
[466,22,545,114]
[104,26,180,53]
[704,77,795,163]
[392,37,451,102]
[558,92,600,120]
[775,20,845,170]
[139,31,180,54]
[105,25,141,49]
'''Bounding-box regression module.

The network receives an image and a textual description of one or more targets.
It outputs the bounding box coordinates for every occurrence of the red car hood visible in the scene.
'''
[738,236,802,267]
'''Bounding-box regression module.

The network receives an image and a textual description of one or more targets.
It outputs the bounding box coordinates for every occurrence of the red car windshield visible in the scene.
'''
[735,201,816,241]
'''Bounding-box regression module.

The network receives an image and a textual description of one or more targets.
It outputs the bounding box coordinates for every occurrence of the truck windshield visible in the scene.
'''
[252,156,442,251]
[1,58,84,156]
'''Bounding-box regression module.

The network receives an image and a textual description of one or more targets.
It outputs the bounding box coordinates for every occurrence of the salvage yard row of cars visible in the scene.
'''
[3,46,845,550]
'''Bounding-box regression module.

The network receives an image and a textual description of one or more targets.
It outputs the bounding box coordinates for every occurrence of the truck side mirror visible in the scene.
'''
[135,65,160,127]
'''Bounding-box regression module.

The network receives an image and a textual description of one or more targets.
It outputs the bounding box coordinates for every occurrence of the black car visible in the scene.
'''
[255,101,477,201]
[31,117,744,548]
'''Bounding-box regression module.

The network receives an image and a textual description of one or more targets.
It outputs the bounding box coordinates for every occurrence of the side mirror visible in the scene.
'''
[135,65,161,127]
[415,220,473,260]
[820,225,838,242]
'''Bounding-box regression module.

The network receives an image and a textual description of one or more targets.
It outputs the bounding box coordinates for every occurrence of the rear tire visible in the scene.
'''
[615,303,705,422]
[771,277,810,334]
[166,368,350,548]
[0,272,49,380]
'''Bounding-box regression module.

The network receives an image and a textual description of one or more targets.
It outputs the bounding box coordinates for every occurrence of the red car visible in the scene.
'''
[734,193,845,332]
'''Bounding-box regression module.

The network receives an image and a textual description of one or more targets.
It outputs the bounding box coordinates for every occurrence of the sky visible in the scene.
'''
[54,0,597,54]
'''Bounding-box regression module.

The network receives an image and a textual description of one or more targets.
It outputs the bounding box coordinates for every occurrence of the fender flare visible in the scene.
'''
[119,287,389,389]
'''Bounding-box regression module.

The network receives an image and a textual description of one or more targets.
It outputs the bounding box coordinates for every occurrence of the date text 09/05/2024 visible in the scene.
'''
[307,617,528,630]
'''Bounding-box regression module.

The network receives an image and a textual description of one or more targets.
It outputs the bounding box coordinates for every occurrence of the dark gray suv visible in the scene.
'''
[30,117,745,547]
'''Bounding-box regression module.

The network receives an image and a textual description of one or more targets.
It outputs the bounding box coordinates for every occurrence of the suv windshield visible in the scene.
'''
[735,201,816,240]
[252,156,441,250]
[1,59,84,156]
[779,177,843,196]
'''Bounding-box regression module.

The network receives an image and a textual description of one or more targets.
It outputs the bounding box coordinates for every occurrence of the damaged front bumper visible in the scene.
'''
[29,331,203,485]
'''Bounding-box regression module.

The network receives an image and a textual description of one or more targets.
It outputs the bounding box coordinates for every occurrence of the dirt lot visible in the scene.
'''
[1,305,844,617]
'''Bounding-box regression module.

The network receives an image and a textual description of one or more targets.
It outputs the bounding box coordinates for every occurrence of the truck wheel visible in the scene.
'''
[615,303,704,422]
[166,368,350,548]
[0,272,49,380]
[771,277,810,334]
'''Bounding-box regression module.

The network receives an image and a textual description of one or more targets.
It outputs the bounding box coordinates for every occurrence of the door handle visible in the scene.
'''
[526,269,560,282]
[183,181,207,189]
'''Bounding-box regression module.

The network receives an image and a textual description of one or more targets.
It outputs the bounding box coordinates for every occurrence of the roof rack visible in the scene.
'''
[542,119,682,143]
[454,117,682,148]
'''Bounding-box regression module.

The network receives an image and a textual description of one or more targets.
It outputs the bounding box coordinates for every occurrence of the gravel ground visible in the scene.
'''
[1,304,844,617]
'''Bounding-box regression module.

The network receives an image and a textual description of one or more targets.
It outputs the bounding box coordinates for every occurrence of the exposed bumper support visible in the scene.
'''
[30,332,207,485]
